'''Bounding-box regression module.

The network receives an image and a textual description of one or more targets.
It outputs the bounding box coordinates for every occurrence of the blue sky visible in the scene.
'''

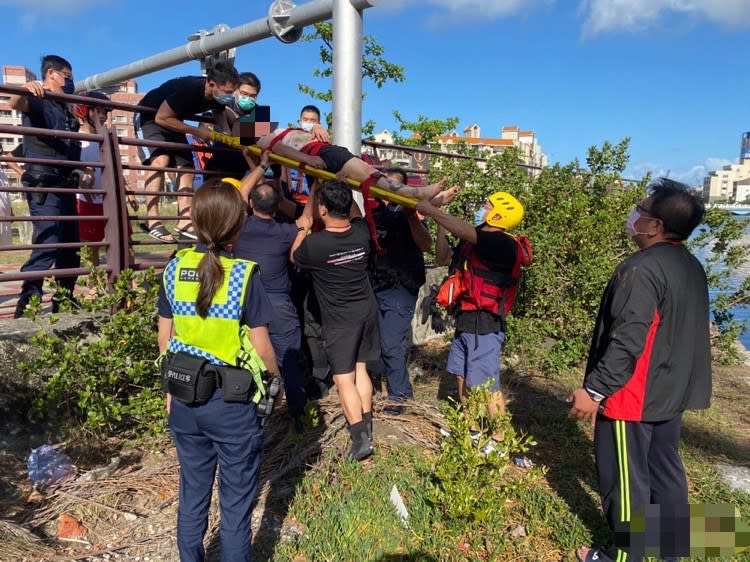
[2,0,748,185]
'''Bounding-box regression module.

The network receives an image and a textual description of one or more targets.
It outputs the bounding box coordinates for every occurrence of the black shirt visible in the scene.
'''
[370,203,426,294]
[22,97,81,163]
[293,218,377,328]
[455,227,518,335]
[138,76,223,125]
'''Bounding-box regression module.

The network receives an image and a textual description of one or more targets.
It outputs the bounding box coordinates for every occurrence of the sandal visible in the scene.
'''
[147,223,175,243]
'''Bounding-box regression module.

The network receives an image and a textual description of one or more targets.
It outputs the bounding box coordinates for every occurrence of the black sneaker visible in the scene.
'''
[13,296,30,319]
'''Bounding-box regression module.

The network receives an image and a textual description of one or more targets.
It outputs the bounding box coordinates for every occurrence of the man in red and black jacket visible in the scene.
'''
[568,178,711,562]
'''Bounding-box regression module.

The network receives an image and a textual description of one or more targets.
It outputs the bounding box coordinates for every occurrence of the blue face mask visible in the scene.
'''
[215,93,234,106]
[300,121,315,132]
[63,78,75,95]
[237,96,256,112]
[473,208,487,226]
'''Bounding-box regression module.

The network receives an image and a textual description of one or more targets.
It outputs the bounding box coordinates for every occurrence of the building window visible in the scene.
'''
[112,115,127,124]
[0,110,12,118]
[116,127,127,137]
[120,155,129,163]
[137,180,146,188]
[137,169,145,175]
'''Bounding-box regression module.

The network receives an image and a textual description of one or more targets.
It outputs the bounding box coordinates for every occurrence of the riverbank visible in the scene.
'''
[1,339,748,561]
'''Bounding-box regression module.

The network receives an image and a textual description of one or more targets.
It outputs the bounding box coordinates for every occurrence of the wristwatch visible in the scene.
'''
[585,387,605,402]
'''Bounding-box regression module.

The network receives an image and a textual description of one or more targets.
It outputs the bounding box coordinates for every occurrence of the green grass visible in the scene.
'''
[268,356,750,562]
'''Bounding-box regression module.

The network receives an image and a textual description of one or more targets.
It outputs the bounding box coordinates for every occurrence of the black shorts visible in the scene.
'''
[323,315,381,375]
[134,116,193,168]
[318,145,357,174]
[203,148,248,180]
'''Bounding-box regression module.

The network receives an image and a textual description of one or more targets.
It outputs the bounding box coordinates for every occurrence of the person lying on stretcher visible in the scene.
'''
[254,127,447,201]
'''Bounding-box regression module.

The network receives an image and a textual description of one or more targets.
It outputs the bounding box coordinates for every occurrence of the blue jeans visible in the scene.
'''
[19,182,80,301]
[170,389,264,562]
[375,287,418,399]
[267,292,307,418]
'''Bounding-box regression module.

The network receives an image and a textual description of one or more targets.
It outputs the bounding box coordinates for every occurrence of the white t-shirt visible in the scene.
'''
[78,141,104,205]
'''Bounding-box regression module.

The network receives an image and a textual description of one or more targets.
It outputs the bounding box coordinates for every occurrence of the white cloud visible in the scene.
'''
[378,0,555,24]
[579,0,750,37]
[0,0,106,29]
[629,157,733,187]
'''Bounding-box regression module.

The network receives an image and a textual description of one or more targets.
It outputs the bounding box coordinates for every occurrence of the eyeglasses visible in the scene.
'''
[54,69,73,80]
[636,202,659,222]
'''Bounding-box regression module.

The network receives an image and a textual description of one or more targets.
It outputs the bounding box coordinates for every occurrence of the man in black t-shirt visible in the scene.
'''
[292,180,378,461]
[134,61,239,242]
[368,168,432,401]
[417,192,525,451]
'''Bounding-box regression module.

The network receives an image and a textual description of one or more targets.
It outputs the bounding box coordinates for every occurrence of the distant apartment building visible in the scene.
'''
[0,65,37,183]
[99,79,144,191]
[702,132,750,202]
[365,124,548,183]
[438,125,548,172]
[1,66,144,189]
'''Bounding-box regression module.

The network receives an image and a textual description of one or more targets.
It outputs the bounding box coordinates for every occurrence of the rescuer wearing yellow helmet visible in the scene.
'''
[417,191,530,453]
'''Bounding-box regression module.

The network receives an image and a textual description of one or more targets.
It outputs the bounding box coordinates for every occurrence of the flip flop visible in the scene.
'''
[147,223,175,243]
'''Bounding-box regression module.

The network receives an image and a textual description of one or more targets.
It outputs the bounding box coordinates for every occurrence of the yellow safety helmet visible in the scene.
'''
[485,191,524,230]
[221,177,243,191]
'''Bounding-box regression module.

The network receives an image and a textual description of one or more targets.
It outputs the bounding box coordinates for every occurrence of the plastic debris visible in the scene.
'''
[76,456,121,483]
[27,444,76,485]
[390,485,410,527]
[513,456,534,469]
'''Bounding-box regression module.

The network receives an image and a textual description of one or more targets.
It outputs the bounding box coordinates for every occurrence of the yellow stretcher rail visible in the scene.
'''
[208,130,417,208]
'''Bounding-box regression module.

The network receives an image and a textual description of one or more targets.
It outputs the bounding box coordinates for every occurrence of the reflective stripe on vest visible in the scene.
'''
[163,248,257,366]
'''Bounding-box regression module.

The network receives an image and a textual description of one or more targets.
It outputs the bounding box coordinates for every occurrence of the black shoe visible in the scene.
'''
[313,379,329,399]
[346,421,373,461]
[13,296,30,319]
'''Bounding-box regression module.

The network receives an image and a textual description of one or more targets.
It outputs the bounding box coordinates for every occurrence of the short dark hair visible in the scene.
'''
[206,61,240,87]
[319,180,352,218]
[41,55,72,78]
[383,167,408,185]
[239,72,261,92]
[647,177,705,240]
[250,183,279,215]
[300,105,321,120]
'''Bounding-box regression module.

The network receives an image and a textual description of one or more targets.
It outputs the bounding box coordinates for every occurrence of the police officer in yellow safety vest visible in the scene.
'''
[157,178,280,562]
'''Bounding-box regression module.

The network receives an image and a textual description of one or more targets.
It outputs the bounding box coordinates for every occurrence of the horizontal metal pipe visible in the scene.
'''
[0,267,101,282]
[0,241,108,251]
[0,215,106,222]
[0,122,102,143]
[77,0,377,91]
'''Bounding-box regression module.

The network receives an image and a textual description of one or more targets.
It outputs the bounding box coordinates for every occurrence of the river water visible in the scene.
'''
[694,215,750,350]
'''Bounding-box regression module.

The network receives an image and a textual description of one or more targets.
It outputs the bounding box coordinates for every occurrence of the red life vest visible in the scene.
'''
[456,233,533,316]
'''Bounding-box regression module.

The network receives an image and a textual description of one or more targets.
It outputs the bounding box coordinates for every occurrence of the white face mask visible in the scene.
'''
[625,208,647,238]
[299,121,315,132]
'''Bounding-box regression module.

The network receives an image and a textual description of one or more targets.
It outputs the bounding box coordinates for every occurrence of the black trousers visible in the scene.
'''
[594,414,689,561]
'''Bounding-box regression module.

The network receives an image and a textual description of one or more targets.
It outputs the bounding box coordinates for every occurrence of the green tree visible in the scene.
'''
[391,111,459,147]
[298,22,405,135]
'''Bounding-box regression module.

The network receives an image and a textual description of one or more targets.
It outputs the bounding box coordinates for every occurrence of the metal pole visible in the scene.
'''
[333,0,373,211]
[76,0,377,92]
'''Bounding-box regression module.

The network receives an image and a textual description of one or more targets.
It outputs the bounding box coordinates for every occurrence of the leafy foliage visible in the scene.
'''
[386,115,749,372]
[427,386,540,522]
[20,250,165,437]
[298,22,405,135]
[690,208,750,363]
